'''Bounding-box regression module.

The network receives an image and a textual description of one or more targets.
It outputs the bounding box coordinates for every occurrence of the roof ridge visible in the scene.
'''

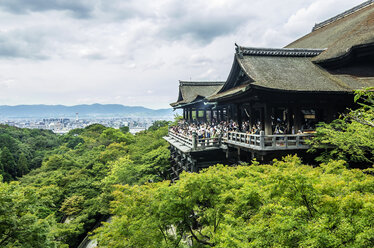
[312,0,374,31]
[179,81,225,86]
[235,45,325,57]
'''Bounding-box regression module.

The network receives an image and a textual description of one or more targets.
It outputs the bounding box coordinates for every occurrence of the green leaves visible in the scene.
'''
[95,157,374,247]
[0,179,59,247]
[308,88,374,166]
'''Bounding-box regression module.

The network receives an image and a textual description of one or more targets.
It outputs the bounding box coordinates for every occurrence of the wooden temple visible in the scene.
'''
[165,1,374,180]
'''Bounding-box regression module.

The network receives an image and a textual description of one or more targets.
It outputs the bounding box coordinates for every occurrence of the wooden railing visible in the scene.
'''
[225,131,313,150]
[168,131,221,150]
[168,130,313,151]
[168,131,193,147]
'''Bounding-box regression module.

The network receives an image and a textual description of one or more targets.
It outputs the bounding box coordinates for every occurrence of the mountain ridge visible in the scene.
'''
[0,104,175,118]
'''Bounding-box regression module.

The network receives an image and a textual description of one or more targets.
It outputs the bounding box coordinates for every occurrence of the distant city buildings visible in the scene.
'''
[0,117,170,134]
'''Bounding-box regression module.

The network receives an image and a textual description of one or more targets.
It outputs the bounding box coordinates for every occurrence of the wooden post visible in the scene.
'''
[264,104,272,135]
[296,135,300,146]
[260,131,265,149]
[237,104,242,129]
[294,107,302,132]
[192,132,197,150]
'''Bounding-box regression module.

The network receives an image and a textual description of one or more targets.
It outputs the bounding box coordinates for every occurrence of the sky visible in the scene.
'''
[0,0,365,109]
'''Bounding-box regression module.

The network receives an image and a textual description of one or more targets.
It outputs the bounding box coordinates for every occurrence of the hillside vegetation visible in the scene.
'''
[0,89,373,247]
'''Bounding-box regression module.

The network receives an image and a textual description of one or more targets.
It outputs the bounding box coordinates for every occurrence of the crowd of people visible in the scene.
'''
[170,118,306,140]
[170,119,263,140]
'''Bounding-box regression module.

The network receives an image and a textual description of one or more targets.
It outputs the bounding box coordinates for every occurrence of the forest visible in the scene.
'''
[0,88,373,247]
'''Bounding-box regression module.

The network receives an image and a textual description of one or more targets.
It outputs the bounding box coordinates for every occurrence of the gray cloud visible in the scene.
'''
[0,0,365,108]
[0,0,94,18]
[0,30,49,59]
[160,16,245,44]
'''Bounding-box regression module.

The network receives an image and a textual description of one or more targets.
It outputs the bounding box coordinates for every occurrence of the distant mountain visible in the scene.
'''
[0,104,176,119]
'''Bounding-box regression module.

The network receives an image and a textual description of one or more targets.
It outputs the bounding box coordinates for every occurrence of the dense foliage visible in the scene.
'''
[0,121,170,247]
[94,156,374,248]
[308,88,374,166]
[0,125,60,181]
[1,88,373,247]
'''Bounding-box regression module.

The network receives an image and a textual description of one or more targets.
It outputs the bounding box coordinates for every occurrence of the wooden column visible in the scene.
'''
[203,109,207,122]
[294,106,302,132]
[286,105,292,134]
[183,108,186,120]
[237,104,242,129]
[264,104,272,135]
[249,105,254,128]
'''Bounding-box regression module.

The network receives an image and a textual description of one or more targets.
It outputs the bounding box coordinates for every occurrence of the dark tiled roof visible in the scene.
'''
[286,1,374,62]
[179,81,224,86]
[170,81,224,107]
[236,46,325,57]
[313,0,374,31]
[207,84,249,101]
[238,55,370,92]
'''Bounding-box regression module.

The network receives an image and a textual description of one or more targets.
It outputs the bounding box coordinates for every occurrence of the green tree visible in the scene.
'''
[94,156,374,248]
[120,126,130,133]
[17,152,29,177]
[308,88,374,166]
[0,177,61,247]
[148,120,170,131]
[1,147,17,181]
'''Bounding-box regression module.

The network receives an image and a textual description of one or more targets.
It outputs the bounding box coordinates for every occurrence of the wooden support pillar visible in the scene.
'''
[195,109,199,121]
[192,132,197,150]
[183,108,186,120]
[294,106,302,133]
[264,104,272,135]
[187,108,191,121]
[259,107,264,131]
[260,131,265,149]
[237,104,242,129]
[203,109,207,122]
[286,105,292,134]
[249,106,254,128]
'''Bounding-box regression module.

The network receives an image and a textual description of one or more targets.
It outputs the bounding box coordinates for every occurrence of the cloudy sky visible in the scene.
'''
[0,0,364,109]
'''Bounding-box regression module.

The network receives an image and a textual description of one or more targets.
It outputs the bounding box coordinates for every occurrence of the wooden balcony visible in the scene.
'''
[164,131,222,153]
[225,131,313,151]
[165,129,313,153]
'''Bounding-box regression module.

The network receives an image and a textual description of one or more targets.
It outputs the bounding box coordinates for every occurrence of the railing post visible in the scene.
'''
[296,135,300,146]
[272,136,276,147]
[218,134,222,146]
[260,131,265,149]
[285,136,288,148]
[192,132,197,150]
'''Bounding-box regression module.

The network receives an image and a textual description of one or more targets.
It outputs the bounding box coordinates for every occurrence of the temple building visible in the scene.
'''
[170,81,224,122]
[165,1,374,180]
